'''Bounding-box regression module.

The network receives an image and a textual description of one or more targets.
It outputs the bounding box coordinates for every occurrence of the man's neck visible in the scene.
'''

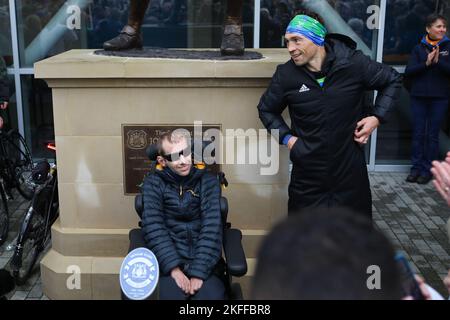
[306,47,327,73]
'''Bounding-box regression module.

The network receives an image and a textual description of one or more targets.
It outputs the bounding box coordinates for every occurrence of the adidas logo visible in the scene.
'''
[299,84,310,93]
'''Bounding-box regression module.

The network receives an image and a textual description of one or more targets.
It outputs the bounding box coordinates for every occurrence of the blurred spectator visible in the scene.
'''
[431,152,450,298]
[251,207,403,299]
[405,14,449,185]
[260,7,282,47]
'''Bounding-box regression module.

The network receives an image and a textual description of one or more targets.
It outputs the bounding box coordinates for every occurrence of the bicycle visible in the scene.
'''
[11,142,58,285]
[0,129,34,246]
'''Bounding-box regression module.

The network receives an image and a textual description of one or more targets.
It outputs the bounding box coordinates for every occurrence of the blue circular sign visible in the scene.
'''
[120,247,159,300]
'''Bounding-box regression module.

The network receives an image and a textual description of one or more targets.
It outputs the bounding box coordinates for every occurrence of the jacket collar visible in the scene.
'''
[295,33,355,80]
[155,163,205,186]
[421,35,450,49]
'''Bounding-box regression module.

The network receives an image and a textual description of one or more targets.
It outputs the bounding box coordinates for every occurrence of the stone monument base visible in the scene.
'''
[35,49,290,299]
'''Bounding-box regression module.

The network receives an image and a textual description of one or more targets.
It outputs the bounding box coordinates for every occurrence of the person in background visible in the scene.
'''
[405,14,450,184]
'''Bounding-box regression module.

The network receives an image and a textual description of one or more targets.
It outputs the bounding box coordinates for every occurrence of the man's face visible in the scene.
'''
[285,33,319,67]
[159,137,192,176]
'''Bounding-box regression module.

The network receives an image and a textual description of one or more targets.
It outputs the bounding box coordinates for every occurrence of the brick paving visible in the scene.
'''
[1,172,449,299]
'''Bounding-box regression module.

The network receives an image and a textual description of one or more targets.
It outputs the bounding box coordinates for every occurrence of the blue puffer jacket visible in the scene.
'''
[405,35,450,98]
[141,164,222,280]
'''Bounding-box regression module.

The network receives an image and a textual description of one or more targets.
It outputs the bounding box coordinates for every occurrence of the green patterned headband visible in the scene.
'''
[286,15,327,46]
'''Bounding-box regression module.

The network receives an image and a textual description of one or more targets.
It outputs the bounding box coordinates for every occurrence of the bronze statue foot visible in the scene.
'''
[103,25,143,51]
[220,20,245,56]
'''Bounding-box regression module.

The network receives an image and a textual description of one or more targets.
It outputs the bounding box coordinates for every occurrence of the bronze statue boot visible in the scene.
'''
[103,25,142,51]
[220,17,245,56]
[103,0,149,51]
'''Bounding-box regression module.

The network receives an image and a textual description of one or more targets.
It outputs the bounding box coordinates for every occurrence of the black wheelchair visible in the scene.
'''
[122,142,247,300]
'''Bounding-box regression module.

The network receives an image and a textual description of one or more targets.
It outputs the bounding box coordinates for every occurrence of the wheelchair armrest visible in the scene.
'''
[223,228,247,277]
[135,194,143,220]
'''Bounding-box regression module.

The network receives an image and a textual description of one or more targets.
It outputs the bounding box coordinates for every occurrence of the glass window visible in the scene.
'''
[16,0,88,67]
[260,0,380,59]
[182,0,254,49]
[0,0,13,66]
[15,0,254,67]
[383,0,450,65]
[20,75,54,159]
[375,86,413,165]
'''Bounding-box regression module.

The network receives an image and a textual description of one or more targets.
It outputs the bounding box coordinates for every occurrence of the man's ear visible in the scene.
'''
[156,155,166,167]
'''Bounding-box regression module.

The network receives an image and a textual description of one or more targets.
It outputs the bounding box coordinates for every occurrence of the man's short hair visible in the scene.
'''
[425,13,447,28]
[251,207,402,299]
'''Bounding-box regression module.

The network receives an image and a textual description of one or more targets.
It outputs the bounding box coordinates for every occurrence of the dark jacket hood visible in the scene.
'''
[326,33,357,50]
[322,33,358,74]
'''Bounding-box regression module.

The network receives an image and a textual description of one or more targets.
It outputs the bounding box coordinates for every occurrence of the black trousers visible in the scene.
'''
[287,165,372,220]
[126,229,226,300]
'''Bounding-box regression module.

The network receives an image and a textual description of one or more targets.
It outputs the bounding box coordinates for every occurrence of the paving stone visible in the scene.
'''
[27,282,43,298]
[11,291,28,300]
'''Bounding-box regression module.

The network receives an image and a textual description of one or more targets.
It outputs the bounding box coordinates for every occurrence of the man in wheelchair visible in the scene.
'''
[127,130,246,300]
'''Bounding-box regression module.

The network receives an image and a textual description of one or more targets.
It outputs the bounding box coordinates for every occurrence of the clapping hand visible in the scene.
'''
[426,47,439,66]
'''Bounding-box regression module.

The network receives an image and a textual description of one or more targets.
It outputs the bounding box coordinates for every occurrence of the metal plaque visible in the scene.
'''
[122,124,221,195]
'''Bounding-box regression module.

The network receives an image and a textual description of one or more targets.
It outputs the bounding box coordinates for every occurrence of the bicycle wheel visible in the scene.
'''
[11,209,45,285]
[5,131,34,200]
[0,185,9,246]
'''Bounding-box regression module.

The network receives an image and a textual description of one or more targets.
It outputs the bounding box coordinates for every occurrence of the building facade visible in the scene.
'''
[1,0,450,170]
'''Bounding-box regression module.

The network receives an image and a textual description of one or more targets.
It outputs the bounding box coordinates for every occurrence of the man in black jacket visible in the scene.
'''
[0,57,9,129]
[257,12,402,218]
[141,131,225,300]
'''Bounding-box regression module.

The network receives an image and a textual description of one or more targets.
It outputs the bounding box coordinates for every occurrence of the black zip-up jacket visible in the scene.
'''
[404,36,450,98]
[141,164,222,280]
[257,34,402,215]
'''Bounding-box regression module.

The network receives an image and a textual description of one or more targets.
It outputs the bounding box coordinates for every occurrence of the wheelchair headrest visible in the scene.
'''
[145,144,159,161]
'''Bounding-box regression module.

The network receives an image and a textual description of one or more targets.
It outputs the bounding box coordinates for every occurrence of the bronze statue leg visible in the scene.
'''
[221,0,245,56]
[103,0,150,51]
[227,0,244,19]
[127,0,151,32]
[104,0,245,55]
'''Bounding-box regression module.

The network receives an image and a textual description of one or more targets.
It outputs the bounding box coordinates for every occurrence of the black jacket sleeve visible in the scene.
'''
[141,174,182,275]
[257,65,291,144]
[0,57,9,103]
[404,45,428,77]
[358,52,402,123]
[188,174,223,280]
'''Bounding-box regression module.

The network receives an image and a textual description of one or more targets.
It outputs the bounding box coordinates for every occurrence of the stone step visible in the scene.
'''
[51,218,267,259]
[40,250,257,300]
